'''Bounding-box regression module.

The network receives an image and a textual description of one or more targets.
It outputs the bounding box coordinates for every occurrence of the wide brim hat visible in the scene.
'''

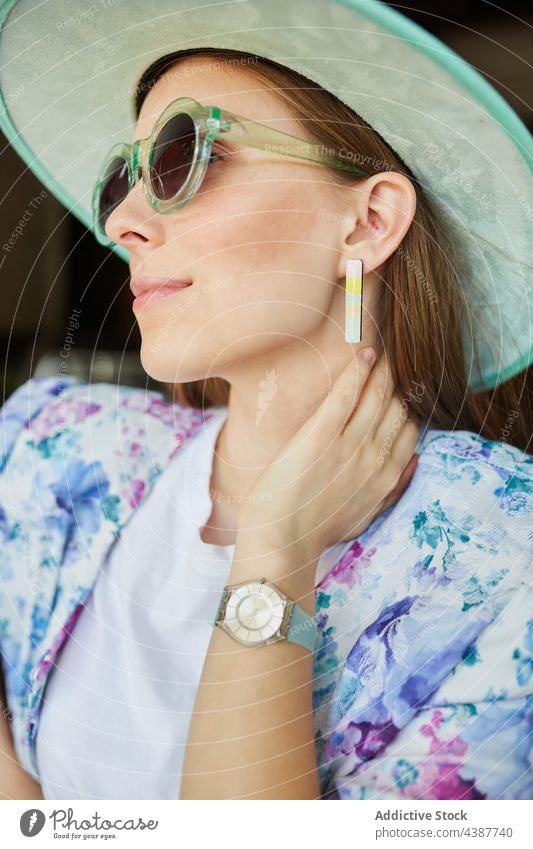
[0,0,531,393]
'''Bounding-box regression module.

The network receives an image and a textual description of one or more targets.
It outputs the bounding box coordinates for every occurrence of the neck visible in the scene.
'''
[209,317,379,511]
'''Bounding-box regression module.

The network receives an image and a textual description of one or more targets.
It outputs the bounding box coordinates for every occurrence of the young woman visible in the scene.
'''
[0,2,531,801]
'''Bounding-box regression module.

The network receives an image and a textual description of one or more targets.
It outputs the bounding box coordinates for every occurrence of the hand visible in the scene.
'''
[237,349,421,563]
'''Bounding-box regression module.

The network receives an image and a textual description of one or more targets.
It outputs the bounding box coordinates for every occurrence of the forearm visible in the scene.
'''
[0,712,43,800]
[179,542,321,800]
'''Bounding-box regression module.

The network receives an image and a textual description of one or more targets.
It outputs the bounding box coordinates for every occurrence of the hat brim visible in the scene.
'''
[0,0,531,392]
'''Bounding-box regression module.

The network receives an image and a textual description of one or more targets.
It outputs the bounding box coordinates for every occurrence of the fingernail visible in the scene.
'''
[358,347,376,366]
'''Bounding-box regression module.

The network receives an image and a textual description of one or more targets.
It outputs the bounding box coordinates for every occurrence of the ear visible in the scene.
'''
[335,172,417,280]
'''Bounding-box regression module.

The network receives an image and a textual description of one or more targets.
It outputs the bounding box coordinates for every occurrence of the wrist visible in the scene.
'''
[236,518,322,564]
[230,540,319,615]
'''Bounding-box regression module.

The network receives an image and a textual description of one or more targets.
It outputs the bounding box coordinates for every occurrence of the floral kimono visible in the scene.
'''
[0,375,531,799]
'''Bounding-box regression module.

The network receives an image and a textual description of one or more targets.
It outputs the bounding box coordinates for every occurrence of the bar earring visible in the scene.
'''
[345,258,363,342]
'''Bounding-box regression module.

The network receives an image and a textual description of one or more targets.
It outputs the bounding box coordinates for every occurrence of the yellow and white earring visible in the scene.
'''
[345,258,363,342]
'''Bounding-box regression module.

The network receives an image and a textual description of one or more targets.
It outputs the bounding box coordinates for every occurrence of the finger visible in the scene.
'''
[380,451,420,512]
[376,409,421,479]
[342,352,395,438]
[319,349,378,437]
[389,413,422,467]
[268,351,377,459]
[373,390,415,452]
[263,354,376,470]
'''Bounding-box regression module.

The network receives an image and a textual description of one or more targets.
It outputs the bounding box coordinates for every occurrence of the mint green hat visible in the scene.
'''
[0,0,531,393]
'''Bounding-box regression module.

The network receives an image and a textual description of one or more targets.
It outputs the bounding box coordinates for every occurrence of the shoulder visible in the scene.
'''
[0,375,207,471]
[409,427,532,660]
[413,426,533,544]
[0,376,217,653]
[417,425,533,484]
[0,375,80,469]
[316,427,533,799]
[0,376,213,556]
[417,425,533,479]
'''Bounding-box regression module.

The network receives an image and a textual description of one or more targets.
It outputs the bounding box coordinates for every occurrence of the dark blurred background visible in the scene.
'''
[1,1,532,399]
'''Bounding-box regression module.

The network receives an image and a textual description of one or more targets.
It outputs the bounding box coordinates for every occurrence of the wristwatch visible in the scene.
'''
[213,577,318,653]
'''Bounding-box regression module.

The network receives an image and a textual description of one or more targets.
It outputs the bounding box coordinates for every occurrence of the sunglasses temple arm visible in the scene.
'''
[218,113,372,176]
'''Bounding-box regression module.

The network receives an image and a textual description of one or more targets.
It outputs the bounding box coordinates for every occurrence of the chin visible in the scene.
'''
[138,343,210,385]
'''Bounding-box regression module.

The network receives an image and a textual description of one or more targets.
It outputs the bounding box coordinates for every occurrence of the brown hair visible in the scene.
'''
[135,47,532,454]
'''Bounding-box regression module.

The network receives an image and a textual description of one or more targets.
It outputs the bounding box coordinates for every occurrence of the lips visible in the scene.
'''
[130,276,192,297]
[130,276,193,312]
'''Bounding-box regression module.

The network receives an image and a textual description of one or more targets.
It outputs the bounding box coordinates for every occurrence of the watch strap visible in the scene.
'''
[286,602,319,653]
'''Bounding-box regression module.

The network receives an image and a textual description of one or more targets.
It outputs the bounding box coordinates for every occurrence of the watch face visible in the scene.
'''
[224,581,285,643]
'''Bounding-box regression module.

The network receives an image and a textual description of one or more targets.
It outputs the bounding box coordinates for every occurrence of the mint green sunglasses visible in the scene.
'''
[92,96,373,247]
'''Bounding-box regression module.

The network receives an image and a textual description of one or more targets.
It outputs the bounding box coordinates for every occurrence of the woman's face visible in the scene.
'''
[105,58,357,383]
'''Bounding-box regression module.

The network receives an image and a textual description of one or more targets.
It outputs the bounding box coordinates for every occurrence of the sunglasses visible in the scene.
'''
[92,96,373,247]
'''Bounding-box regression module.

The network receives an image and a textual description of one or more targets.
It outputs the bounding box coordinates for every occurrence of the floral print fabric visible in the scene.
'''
[0,376,532,799]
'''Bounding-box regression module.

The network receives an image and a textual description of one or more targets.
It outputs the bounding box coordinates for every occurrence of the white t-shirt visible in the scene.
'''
[36,407,355,799]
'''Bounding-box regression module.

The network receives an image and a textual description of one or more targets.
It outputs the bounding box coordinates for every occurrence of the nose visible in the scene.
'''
[104,175,165,251]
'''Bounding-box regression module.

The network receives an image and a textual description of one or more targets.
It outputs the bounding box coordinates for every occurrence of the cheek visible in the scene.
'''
[137,173,340,377]
[185,176,338,316]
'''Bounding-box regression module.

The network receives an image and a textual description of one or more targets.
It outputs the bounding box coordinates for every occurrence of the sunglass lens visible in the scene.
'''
[150,112,196,200]
[98,156,129,233]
